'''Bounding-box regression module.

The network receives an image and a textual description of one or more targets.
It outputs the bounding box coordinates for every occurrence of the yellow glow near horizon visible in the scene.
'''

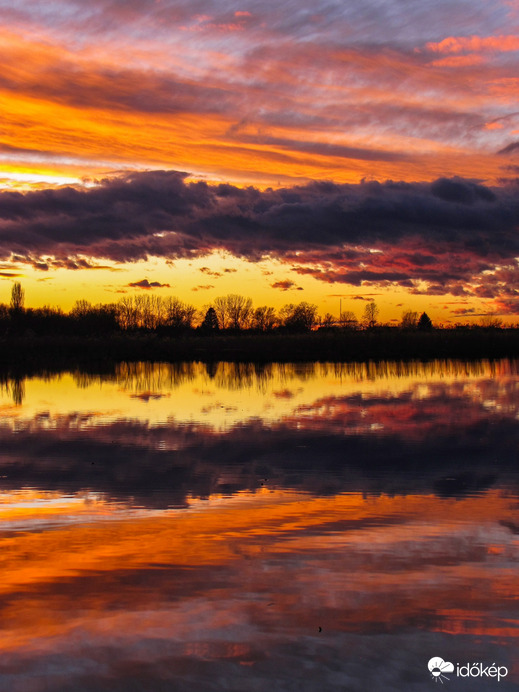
[0,251,502,325]
[0,359,513,431]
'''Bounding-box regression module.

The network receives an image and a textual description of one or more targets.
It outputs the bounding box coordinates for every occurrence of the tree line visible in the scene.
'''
[0,281,511,338]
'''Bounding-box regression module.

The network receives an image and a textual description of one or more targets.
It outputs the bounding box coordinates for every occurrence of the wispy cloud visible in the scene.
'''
[0,1,518,184]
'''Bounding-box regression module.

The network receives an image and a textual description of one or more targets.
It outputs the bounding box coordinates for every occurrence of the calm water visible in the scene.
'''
[0,360,518,691]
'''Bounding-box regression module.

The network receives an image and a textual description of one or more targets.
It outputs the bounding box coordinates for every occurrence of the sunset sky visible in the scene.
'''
[1,0,519,323]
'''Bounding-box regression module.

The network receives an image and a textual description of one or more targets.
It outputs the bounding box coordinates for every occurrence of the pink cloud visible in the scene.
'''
[431,54,485,68]
[426,34,519,54]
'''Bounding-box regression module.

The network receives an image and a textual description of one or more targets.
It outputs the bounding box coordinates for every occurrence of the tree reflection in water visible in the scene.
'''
[0,359,518,690]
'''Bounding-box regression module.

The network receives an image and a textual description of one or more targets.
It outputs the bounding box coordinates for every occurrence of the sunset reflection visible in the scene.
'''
[0,488,518,689]
[0,360,518,690]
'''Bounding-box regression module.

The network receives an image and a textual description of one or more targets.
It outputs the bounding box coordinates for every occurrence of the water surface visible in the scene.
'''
[1,360,518,690]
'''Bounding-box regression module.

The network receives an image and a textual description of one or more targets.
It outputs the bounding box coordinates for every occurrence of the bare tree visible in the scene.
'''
[71,299,92,318]
[401,310,419,329]
[117,296,139,330]
[252,306,277,331]
[362,301,379,328]
[228,294,253,330]
[132,295,163,330]
[213,296,229,330]
[164,297,196,330]
[70,300,118,334]
[118,295,196,331]
[480,313,503,329]
[214,294,253,330]
[320,312,336,328]
[339,310,358,329]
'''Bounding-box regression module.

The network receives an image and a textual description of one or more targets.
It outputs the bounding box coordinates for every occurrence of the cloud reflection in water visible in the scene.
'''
[0,360,518,690]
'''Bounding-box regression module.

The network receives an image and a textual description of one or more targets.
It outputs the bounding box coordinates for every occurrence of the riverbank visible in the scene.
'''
[0,328,518,370]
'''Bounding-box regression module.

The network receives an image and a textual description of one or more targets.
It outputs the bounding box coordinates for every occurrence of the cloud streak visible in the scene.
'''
[1,1,519,185]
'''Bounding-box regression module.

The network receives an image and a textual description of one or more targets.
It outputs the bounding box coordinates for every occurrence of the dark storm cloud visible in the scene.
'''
[1,171,519,300]
[430,177,496,203]
[0,171,515,256]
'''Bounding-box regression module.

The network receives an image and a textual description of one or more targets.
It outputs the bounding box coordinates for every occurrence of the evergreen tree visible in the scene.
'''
[200,307,219,332]
[418,312,433,330]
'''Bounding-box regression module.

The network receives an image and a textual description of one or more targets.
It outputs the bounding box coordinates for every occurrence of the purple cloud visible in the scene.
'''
[1,171,519,309]
[128,278,170,289]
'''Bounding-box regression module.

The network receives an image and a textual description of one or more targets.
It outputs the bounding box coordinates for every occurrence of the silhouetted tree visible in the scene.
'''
[163,297,196,331]
[362,301,379,328]
[116,295,173,331]
[401,310,419,329]
[136,294,162,330]
[29,305,71,335]
[280,302,318,331]
[418,312,433,330]
[10,282,24,313]
[320,312,335,328]
[71,299,91,318]
[480,313,503,329]
[70,300,118,334]
[339,310,358,329]
[252,306,277,331]
[200,307,219,332]
[214,294,253,330]
[117,296,139,330]
[213,296,229,329]
[9,281,26,333]
[0,303,9,335]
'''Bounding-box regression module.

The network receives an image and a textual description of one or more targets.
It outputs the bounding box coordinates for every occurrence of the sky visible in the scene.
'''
[1,0,519,323]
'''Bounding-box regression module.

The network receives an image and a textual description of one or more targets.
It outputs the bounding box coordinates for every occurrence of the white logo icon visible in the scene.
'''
[428,657,454,684]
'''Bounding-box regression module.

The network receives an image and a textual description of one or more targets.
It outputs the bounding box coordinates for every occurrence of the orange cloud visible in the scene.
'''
[431,54,485,68]
[426,34,519,54]
[0,23,515,189]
